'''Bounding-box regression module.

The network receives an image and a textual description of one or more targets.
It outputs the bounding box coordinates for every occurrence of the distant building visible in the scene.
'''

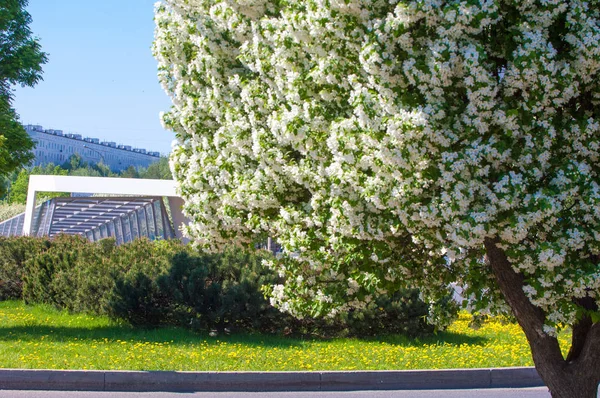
[25,124,162,172]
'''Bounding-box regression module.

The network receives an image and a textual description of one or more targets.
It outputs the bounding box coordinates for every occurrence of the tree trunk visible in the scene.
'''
[484,238,600,398]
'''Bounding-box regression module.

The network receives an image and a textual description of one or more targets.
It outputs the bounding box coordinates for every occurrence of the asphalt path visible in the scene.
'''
[0,388,553,398]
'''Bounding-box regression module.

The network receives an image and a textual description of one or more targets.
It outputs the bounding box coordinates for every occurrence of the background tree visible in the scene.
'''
[58,153,112,177]
[120,165,140,179]
[0,0,48,197]
[0,99,34,197]
[7,164,67,204]
[139,156,172,180]
[155,1,600,396]
[60,153,85,172]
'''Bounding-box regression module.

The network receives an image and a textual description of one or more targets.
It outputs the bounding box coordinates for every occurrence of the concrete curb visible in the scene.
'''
[0,367,544,392]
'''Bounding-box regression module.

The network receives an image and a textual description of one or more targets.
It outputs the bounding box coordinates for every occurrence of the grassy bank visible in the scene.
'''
[0,301,571,371]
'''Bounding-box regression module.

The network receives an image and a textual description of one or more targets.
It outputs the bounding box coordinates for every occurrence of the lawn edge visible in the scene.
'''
[0,367,544,391]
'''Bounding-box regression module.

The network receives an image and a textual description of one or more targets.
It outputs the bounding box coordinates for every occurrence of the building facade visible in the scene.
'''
[25,124,161,172]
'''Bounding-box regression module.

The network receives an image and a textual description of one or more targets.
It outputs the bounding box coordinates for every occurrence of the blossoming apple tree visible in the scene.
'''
[154,1,600,396]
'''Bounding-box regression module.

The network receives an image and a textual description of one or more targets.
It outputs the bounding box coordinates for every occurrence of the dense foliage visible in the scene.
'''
[5,164,68,205]
[0,0,47,197]
[0,235,48,300]
[0,236,451,336]
[155,1,600,396]
[0,103,34,197]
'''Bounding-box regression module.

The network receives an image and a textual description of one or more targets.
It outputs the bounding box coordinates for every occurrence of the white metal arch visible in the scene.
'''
[23,175,187,240]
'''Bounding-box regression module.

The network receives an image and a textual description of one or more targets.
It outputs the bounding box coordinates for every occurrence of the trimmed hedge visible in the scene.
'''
[0,235,457,336]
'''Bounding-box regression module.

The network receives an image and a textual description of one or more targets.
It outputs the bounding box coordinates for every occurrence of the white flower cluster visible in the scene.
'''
[154,0,600,327]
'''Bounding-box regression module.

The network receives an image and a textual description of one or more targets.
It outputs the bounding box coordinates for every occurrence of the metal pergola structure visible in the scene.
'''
[0,213,25,237]
[0,197,175,245]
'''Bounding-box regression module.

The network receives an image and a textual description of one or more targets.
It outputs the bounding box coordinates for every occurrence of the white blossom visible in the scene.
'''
[155,0,600,329]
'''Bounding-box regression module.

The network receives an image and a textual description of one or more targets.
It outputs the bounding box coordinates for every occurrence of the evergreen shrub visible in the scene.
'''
[0,236,50,300]
[107,239,183,326]
[21,234,114,313]
[1,236,457,337]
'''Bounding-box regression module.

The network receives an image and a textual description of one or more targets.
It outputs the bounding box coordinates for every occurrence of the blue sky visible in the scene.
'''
[13,0,174,155]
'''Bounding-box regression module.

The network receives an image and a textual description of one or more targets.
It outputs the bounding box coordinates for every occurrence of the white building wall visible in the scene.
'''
[25,125,161,172]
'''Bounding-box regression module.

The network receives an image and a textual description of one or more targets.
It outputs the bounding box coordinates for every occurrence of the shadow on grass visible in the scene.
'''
[0,323,486,348]
[0,323,311,348]
[0,300,487,348]
[371,331,487,347]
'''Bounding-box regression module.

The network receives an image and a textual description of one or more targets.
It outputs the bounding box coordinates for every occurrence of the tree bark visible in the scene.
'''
[566,314,592,363]
[484,238,600,398]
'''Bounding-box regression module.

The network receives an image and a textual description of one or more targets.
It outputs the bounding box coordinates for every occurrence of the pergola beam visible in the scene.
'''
[23,175,186,241]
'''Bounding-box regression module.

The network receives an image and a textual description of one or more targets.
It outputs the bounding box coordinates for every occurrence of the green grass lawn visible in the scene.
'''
[0,300,571,371]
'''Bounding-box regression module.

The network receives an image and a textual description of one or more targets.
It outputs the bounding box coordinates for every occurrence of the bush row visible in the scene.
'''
[0,235,456,337]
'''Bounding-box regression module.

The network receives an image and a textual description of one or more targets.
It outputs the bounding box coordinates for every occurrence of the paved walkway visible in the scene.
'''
[0,387,554,398]
[0,368,543,392]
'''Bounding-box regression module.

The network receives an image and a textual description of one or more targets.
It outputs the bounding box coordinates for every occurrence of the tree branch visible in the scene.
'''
[483,238,565,368]
[566,296,597,363]
[575,322,600,383]
[566,315,592,363]
[568,295,600,383]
